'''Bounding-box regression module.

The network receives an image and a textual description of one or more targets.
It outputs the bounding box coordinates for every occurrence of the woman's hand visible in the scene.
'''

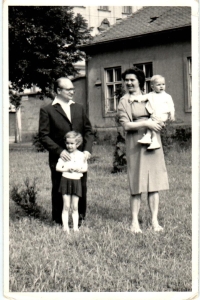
[146,119,163,132]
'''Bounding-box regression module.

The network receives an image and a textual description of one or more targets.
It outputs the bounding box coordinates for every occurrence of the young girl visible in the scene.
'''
[133,75,175,149]
[56,131,88,233]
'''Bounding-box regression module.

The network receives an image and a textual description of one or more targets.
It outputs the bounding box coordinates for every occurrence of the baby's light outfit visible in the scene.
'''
[146,91,175,122]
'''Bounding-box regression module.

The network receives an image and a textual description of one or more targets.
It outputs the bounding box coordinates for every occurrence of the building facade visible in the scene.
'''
[81,6,191,139]
[73,6,142,36]
[73,6,142,75]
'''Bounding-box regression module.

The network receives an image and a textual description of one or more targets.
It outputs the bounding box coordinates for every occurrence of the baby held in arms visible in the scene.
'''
[133,74,175,150]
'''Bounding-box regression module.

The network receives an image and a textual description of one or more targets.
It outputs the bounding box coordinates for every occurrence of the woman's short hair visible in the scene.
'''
[121,67,145,90]
[64,131,83,147]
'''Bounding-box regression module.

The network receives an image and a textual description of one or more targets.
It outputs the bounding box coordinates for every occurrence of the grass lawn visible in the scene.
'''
[9,144,192,292]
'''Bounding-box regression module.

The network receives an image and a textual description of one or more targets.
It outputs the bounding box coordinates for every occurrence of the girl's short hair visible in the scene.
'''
[64,131,83,147]
[121,67,145,90]
[150,75,165,85]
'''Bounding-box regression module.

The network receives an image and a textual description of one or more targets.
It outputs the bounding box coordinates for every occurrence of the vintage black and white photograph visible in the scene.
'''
[4,1,198,299]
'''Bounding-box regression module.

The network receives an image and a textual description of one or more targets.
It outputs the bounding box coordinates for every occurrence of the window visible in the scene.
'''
[105,67,122,113]
[122,6,132,14]
[187,57,192,110]
[99,6,109,11]
[183,55,192,112]
[133,62,153,93]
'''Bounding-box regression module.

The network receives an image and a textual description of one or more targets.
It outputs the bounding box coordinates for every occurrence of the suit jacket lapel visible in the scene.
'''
[70,103,76,122]
[53,103,71,123]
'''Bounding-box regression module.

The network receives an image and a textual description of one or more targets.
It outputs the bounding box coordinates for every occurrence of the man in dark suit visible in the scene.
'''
[39,77,93,226]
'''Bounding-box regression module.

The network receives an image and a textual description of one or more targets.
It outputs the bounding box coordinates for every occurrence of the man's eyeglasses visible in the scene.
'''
[60,88,75,92]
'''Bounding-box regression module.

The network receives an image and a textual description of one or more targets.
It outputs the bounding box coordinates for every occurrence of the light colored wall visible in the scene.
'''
[9,112,16,136]
[73,6,142,36]
[72,77,87,111]
[87,36,191,128]
[20,97,52,141]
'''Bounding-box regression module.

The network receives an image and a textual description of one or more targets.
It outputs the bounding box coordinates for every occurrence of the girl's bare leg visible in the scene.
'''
[62,195,71,233]
[148,191,163,231]
[130,194,142,233]
[71,195,79,232]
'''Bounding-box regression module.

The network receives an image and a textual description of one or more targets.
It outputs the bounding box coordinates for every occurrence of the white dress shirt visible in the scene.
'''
[52,96,91,159]
[52,97,75,122]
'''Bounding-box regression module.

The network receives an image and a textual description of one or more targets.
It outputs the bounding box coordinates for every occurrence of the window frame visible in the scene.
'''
[98,6,109,11]
[104,66,122,116]
[122,6,132,14]
[133,62,153,94]
[183,54,192,112]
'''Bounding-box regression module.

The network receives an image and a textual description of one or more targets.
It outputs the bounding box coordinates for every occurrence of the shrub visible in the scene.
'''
[32,132,46,152]
[161,123,191,154]
[160,123,176,154]
[112,131,126,173]
[10,178,39,216]
[173,126,191,147]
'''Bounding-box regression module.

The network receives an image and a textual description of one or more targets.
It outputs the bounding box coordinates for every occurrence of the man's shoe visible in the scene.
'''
[78,219,83,228]
[78,215,85,228]
[53,217,62,225]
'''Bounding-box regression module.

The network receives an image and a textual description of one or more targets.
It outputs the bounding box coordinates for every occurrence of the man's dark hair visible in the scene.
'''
[54,78,62,93]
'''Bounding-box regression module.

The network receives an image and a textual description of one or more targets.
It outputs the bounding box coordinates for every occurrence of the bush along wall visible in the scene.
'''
[111,124,191,173]
[161,123,191,154]
[112,131,126,173]
[32,132,47,152]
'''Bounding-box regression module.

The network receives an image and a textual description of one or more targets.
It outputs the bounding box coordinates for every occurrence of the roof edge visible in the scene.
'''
[80,25,191,50]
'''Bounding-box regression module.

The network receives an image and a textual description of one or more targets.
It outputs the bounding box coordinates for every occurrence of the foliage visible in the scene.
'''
[112,131,126,173]
[9,6,92,97]
[160,123,176,154]
[9,146,192,291]
[11,177,38,207]
[9,89,21,109]
[161,123,191,154]
[173,126,191,147]
[32,132,47,152]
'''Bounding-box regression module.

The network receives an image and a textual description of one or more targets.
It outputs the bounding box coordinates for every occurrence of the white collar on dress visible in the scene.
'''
[122,93,144,103]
